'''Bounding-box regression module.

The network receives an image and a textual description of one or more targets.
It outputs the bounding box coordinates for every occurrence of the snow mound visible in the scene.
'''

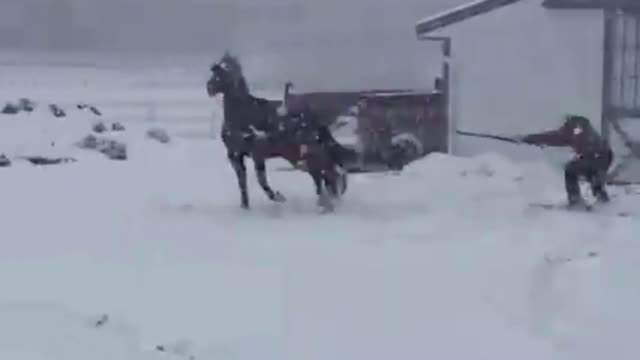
[348,151,567,217]
[0,101,178,164]
[0,103,113,159]
[342,152,534,220]
[0,303,163,360]
[404,151,525,181]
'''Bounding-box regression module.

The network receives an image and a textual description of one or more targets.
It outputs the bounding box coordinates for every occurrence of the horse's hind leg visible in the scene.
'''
[312,170,334,212]
[253,157,286,202]
[228,151,250,209]
[311,171,323,197]
[324,173,339,198]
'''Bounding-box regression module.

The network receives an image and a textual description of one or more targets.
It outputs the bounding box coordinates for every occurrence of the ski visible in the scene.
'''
[528,202,593,212]
[528,202,633,218]
[544,251,599,265]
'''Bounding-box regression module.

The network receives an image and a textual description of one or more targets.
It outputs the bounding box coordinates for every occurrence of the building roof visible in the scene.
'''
[415,0,524,38]
[542,0,640,9]
[416,0,640,38]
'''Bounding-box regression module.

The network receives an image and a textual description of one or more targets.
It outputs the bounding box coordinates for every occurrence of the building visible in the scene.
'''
[415,0,640,183]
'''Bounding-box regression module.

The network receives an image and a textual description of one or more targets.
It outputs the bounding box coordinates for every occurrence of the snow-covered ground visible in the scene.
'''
[1,54,640,360]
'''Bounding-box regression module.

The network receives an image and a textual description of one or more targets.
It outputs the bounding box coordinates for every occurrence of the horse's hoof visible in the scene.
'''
[318,203,334,214]
[318,207,331,214]
[272,191,286,202]
[317,195,334,212]
[241,203,250,210]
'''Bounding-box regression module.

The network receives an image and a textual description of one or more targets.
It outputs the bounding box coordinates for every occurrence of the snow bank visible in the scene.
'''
[383,152,540,211]
[405,151,525,180]
[404,151,558,182]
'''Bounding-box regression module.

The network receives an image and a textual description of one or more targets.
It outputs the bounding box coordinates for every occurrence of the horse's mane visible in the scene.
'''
[221,52,250,94]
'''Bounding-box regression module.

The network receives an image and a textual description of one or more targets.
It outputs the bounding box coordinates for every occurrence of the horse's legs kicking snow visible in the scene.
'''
[228,151,250,209]
[253,156,286,203]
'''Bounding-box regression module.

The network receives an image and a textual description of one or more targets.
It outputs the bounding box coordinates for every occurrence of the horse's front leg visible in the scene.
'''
[253,156,286,202]
[228,151,250,209]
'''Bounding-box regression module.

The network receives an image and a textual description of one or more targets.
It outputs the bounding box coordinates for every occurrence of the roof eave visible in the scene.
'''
[415,0,523,38]
[543,0,640,9]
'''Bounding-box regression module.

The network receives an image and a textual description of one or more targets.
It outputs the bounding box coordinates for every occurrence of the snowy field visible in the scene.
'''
[1,53,640,360]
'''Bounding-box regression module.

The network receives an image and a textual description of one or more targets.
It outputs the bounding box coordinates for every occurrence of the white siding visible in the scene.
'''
[437,0,604,164]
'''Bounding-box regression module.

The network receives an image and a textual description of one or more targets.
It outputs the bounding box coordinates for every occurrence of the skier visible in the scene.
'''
[515,114,613,208]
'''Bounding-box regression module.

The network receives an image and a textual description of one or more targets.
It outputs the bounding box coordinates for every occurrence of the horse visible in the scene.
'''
[205,52,348,211]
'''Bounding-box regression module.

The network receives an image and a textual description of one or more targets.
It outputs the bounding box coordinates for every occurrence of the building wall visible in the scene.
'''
[435,0,604,164]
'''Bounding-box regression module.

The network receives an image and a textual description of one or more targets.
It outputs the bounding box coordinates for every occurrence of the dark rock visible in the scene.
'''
[154,342,195,359]
[49,104,66,118]
[94,314,109,328]
[2,103,20,114]
[77,103,102,116]
[102,141,127,160]
[89,106,102,116]
[0,154,11,167]
[147,128,170,143]
[18,98,36,112]
[77,134,99,150]
[76,134,127,161]
[23,156,77,166]
[92,122,107,133]
[111,122,125,132]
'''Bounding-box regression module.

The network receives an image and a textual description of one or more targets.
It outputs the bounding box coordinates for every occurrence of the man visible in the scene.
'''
[516,115,613,208]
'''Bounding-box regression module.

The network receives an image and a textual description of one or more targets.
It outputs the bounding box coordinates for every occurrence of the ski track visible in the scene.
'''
[1,56,640,360]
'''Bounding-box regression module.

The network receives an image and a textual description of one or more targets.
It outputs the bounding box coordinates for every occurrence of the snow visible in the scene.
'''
[1,53,640,360]
[330,114,362,150]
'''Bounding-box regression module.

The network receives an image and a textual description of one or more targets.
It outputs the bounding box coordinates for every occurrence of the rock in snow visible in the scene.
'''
[146,128,171,144]
[76,134,128,161]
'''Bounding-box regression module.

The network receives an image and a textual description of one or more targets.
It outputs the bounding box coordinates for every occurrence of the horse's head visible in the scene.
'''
[206,63,232,97]
[206,51,249,97]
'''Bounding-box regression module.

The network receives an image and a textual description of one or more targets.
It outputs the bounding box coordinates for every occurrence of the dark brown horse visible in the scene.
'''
[206,52,348,211]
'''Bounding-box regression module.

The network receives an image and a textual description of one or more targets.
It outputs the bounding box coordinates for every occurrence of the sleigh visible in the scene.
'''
[269,87,447,173]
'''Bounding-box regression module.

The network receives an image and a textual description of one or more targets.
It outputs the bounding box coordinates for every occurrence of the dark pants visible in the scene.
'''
[564,150,613,204]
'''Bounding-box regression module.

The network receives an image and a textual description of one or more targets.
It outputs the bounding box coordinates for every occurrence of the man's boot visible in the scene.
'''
[590,173,610,203]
